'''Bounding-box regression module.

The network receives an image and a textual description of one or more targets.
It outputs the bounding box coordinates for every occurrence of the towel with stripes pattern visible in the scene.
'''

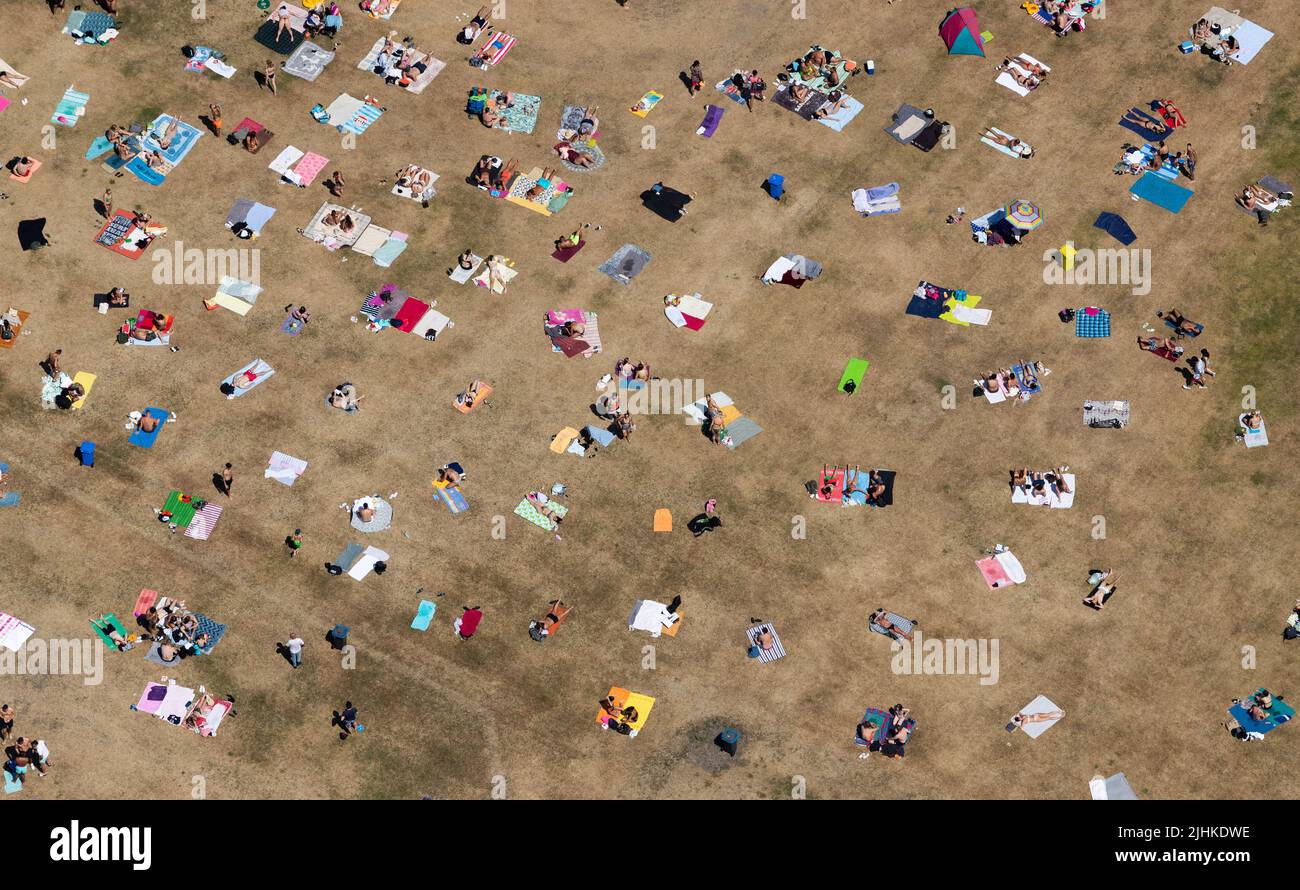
[184,503,223,540]
[746,624,786,663]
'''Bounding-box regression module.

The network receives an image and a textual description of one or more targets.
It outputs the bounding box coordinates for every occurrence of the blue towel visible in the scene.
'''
[128,409,169,448]
[85,136,113,160]
[411,600,436,631]
[1130,171,1193,213]
[905,295,946,319]
[372,237,407,268]
[193,613,227,652]
[1093,212,1136,245]
[126,155,166,186]
[435,485,469,514]
[1075,308,1111,338]
[585,425,617,447]
[0,493,19,508]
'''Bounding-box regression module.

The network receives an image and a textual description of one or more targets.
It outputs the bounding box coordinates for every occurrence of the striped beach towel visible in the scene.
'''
[339,102,384,136]
[51,88,90,127]
[746,624,786,663]
[479,32,516,67]
[184,503,223,540]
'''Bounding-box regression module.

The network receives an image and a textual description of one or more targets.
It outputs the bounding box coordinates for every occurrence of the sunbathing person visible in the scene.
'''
[870,609,914,641]
[1083,568,1116,609]
[553,141,594,167]
[11,157,36,177]
[458,6,491,44]
[704,396,726,444]
[1237,184,1277,213]
[1156,99,1186,128]
[1009,710,1065,729]
[559,320,586,338]
[1049,466,1071,494]
[1002,55,1049,78]
[470,155,495,187]
[1002,369,1021,399]
[437,465,463,487]
[230,368,261,390]
[979,128,1033,158]
[355,501,377,524]
[1011,467,1030,489]
[57,382,85,409]
[135,411,160,434]
[1122,109,1167,137]
[322,209,356,233]
[396,164,434,193]
[577,107,600,138]
[864,470,887,505]
[1006,67,1042,90]
[491,158,519,190]
[156,118,179,151]
[529,600,571,640]
[525,167,557,201]
[91,616,134,651]
[1138,334,1183,356]
[1158,309,1199,336]
[1242,410,1263,431]
[273,4,295,43]
[814,90,849,120]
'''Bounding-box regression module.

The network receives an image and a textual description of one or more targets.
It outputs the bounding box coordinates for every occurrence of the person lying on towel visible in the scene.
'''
[457,6,491,44]
[529,600,571,641]
[330,383,361,412]
[1137,334,1184,356]
[553,141,594,168]
[321,208,357,234]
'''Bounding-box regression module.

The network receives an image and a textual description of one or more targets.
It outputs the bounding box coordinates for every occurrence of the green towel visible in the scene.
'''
[162,490,200,527]
[838,358,869,393]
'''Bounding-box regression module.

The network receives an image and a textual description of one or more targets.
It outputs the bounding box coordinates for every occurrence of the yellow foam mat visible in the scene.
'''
[70,371,97,410]
[596,687,655,731]
[940,293,981,326]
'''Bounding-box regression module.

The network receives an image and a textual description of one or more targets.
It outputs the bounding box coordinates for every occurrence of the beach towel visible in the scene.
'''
[0,59,30,90]
[161,490,200,528]
[839,359,869,393]
[128,409,169,449]
[514,496,567,531]
[665,294,712,330]
[133,589,158,617]
[183,502,223,540]
[454,382,491,414]
[411,600,436,631]
[0,611,36,653]
[852,183,901,217]
[302,203,372,248]
[142,115,203,167]
[723,417,763,450]
[330,95,385,136]
[267,146,304,177]
[884,104,928,144]
[629,600,683,638]
[226,199,277,236]
[1230,20,1274,65]
[598,244,652,285]
[714,76,749,107]
[816,96,864,132]
[1131,172,1193,213]
[64,10,116,42]
[410,307,451,340]
[1012,473,1075,509]
[1084,400,1129,429]
[1093,211,1136,245]
[293,152,330,187]
[814,468,846,503]
[697,104,724,137]
[265,451,308,486]
[222,359,275,398]
[996,56,1050,97]
[490,90,541,133]
[1075,306,1111,338]
[1090,772,1139,801]
[977,550,1026,588]
[1014,695,1063,739]
[773,83,828,120]
[630,90,663,117]
[552,239,585,263]
[69,372,96,410]
[551,427,580,454]
[433,480,469,514]
[51,88,90,127]
[372,234,408,268]
[937,293,982,326]
[746,624,786,663]
[207,277,262,315]
[284,40,334,81]
[8,158,40,183]
[255,8,306,55]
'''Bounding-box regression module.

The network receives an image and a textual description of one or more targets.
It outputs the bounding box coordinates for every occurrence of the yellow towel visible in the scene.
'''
[653,508,672,532]
[550,427,579,454]
[720,404,743,426]
[70,371,97,410]
[940,294,981,326]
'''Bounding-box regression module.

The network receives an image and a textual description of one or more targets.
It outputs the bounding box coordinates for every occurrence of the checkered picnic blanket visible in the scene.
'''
[1075,307,1111,338]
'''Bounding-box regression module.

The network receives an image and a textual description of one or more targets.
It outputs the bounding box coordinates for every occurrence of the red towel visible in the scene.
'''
[392,296,429,333]
[460,609,482,637]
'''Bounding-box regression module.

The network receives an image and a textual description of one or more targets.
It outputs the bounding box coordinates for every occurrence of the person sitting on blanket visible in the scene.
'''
[863,470,888,506]
[615,358,651,383]
[553,141,594,168]
[354,499,377,524]
[1001,369,1021,400]
[12,157,36,177]
[704,396,726,444]
[1237,184,1277,214]
[814,90,849,120]
[480,91,512,127]
[577,107,600,139]
[135,411,161,434]
[870,609,914,641]
[1138,334,1184,356]
[529,600,571,640]
[322,208,357,234]
[244,131,261,154]
[1192,18,1212,42]
[1242,410,1263,431]
[330,383,361,412]
[285,304,311,325]
[491,158,518,191]
[457,6,491,44]
[980,128,1033,158]
[56,382,85,410]
[1210,34,1238,64]
[437,464,464,488]
[558,319,586,339]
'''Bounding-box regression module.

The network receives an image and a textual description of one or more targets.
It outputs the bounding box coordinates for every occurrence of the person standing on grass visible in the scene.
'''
[0,705,14,743]
[208,103,223,137]
[338,701,359,739]
[688,60,704,97]
[102,187,113,219]
[285,632,305,668]
[328,170,345,198]
[40,350,62,378]
[219,463,234,496]
[286,528,303,557]
[263,61,278,95]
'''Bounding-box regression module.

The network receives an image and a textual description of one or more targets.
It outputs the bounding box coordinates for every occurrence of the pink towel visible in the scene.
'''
[184,503,223,540]
[133,588,158,617]
[294,152,330,186]
[548,308,584,325]
[977,556,1011,589]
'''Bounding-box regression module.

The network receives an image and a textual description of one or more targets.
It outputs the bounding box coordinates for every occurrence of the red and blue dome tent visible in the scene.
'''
[940,7,985,57]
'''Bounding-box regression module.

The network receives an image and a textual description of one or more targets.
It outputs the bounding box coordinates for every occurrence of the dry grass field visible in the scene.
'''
[1,0,1297,799]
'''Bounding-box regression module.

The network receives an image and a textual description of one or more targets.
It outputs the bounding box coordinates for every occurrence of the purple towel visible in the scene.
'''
[698,104,723,137]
